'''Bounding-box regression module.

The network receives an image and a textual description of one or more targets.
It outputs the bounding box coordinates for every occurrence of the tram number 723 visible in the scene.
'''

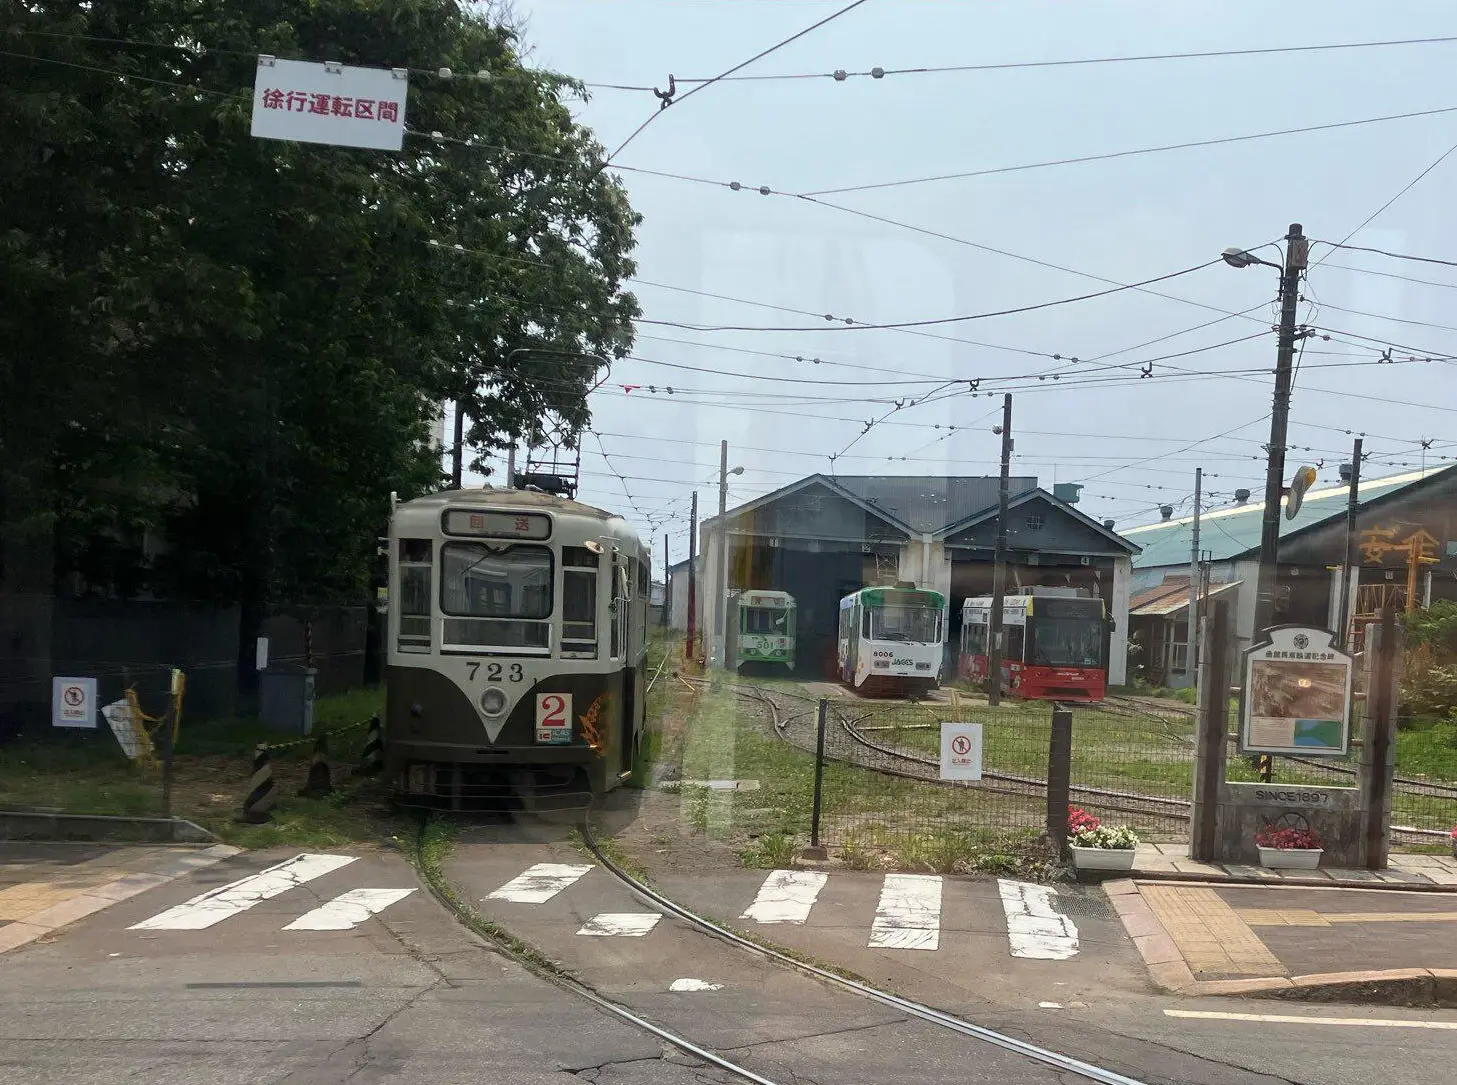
[466,661,525,683]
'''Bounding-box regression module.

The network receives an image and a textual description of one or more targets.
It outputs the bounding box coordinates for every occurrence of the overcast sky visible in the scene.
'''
[482,0,1457,559]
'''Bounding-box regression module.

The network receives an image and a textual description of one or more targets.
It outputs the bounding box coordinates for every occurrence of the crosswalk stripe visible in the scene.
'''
[997,879,1079,960]
[486,863,594,904]
[129,854,358,931]
[740,869,828,924]
[577,912,661,937]
[868,873,942,951]
[282,888,417,931]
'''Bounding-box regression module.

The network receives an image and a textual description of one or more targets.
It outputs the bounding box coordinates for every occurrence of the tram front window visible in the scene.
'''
[441,543,552,650]
[868,605,940,644]
[743,608,786,634]
[1031,618,1105,668]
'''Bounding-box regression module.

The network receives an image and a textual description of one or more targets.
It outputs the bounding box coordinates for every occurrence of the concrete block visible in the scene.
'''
[0,921,49,954]
[1146,960,1196,992]
[1134,932,1184,966]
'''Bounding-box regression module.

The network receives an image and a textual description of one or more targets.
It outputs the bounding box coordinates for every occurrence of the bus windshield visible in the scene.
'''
[868,605,940,644]
[1031,617,1105,668]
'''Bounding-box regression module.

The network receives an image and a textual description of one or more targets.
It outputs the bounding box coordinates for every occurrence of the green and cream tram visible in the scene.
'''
[384,487,649,808]
[727,590,796,673]
[837,585,947,697]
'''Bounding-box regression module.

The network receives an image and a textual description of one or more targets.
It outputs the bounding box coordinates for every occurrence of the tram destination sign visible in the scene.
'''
[1239,625,1353,757]
[442,509,551,540]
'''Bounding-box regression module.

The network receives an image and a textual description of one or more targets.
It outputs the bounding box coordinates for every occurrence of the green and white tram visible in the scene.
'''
[384,486,649,808]
[837,585,947,697]
[727,590,796,673]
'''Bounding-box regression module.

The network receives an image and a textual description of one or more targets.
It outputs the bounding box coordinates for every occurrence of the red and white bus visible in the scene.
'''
[958,588,1109,702]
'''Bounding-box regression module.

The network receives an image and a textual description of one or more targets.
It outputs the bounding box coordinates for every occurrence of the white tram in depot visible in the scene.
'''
[384,486,649,809]
[836,584,947,697]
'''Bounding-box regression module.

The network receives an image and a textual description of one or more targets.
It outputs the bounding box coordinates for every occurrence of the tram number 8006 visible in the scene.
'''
[466,662,525,683]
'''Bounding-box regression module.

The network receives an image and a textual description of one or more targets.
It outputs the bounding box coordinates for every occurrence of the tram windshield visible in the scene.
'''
[1030,616,1105,668]
[868,604,941,644]
[743,607,788,634]
[440,543,552,649]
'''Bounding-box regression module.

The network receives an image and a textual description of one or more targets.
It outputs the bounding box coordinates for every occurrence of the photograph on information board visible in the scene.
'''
[1248,660,1347,750]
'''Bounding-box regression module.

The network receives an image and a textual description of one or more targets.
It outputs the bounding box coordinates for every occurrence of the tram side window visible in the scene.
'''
[397,539,432,652]
[561,546,599,658]
[965,620,987,657]
[861,607,871,639]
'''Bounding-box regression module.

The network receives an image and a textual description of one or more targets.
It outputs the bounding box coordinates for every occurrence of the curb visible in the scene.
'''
[0,811,219,844]
[0,842,242,956]
[1112,867,1457,893]
[1106,878,1457,1006]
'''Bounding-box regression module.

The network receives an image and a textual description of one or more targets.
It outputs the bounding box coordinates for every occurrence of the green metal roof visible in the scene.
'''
[858,587,947,608]
[1124,466,1451,570]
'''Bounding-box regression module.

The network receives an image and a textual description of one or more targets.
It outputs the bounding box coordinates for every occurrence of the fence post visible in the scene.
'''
[1190,601,1231,861]
[807,698,828,855]
[1358,608,1400,869]
[1046,705,1072,860]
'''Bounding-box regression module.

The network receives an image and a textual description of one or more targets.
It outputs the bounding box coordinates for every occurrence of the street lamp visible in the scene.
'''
[1222,224,1309,643]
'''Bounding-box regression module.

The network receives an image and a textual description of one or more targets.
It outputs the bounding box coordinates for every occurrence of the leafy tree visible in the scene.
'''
[1,0,640,628]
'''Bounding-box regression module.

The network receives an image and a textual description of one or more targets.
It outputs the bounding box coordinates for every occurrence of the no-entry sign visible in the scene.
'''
[939,722,983,781]
[52,676,97,729]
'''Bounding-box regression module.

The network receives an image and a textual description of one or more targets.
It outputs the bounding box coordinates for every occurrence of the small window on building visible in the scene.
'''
[1025,514,1044,531]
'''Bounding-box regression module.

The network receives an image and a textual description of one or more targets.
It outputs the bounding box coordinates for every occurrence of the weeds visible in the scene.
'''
[739,832,796,869]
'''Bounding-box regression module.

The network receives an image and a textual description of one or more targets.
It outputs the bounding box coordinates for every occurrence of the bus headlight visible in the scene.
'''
[480,687,508,717]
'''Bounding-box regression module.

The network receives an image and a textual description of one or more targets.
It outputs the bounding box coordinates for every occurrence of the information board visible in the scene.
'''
[939,722,983,781]
[1240,626,1353,757]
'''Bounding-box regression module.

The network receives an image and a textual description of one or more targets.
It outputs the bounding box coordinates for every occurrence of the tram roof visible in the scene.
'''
[397,486,616,521]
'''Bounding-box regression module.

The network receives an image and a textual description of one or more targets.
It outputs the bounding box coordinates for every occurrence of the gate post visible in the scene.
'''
[1358,608,1400,869]
[1046,705,1072,861]
[1190,601,1231,861]
[803,699,829,860]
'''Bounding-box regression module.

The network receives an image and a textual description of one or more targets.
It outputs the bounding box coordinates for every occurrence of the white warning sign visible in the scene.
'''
[52,676,97,729]
[939,721,983,781]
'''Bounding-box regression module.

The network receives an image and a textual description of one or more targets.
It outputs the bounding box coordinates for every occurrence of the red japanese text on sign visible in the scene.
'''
[259,89,401,123]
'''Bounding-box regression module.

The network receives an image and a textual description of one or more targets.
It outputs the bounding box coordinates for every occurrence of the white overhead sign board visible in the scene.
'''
[1240,625,1353,757]
[939,722,983,781]
[251,57,408,151]
[53,676,97,729]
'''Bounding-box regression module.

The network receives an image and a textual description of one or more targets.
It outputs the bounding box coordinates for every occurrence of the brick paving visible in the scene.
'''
[1129,842,1457,885]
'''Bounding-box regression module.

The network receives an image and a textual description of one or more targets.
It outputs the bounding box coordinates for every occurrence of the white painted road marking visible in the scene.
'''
[741,869,828,924]
[1165,1009,1457,1030]
[129,854,357,931]
[486,863,593,904]
[997,879,1079,960]
[578,912,662,937]
[283,888,417,931]
[670,978,724,992]
[868,874,942,950]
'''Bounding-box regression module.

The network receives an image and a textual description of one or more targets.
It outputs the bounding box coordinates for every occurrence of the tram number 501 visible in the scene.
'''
[466,662,524,683]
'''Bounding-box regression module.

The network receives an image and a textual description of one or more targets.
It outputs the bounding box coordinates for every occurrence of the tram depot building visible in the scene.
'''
[1125,464,1457,689]
[673,473,1141,684]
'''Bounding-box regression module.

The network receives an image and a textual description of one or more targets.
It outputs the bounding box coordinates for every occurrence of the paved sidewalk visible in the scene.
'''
[1125,842,1457,886]
[0,840,239,954]
[1109,877,1457,1001]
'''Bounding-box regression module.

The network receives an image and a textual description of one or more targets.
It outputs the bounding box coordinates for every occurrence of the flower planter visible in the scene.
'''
[1257,846,1323,870]
[1070,845,1136,871]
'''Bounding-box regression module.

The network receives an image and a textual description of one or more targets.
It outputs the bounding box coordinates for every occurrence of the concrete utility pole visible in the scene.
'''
[451,402,465,489]
[686,491,698,661]
[987,394,1013,706]
[1251,223,1309,640]
[505,441,516,490]
[662,533,669,629]
[712,440,730,669]
[1338,438,1362,647]
[1187,467,1202,681]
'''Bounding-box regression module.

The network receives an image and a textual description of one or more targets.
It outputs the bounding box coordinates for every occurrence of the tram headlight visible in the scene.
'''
[479,687,508,717]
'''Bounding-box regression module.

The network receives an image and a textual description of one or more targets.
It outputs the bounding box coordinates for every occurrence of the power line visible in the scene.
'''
[802,104,1457,196]
[1320,261,1457,292]
[1315,240,1457,270]
[604,0,871,162]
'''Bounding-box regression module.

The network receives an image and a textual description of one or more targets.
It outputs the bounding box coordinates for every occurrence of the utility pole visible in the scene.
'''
[986,394,1013,706]
[451,401,464,489]
[686,491,698,661]
[712,439,731,671]
[505,441,516,490]
[1338,438,1362,647]
[1252,222,1309,640]
[1187,467,1202,681]
[662,533,670,629]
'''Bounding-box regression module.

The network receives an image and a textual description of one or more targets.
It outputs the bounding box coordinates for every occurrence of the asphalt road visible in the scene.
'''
[4,836,1457,1085]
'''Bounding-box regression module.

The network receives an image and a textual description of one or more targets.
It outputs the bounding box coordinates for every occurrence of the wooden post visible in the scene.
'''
[1190,601,1231,861]
[1358,607,1400,869]
[1046,705,1073,861]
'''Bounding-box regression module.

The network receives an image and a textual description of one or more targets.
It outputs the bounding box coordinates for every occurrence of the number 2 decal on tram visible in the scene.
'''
[535,692,573,745]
